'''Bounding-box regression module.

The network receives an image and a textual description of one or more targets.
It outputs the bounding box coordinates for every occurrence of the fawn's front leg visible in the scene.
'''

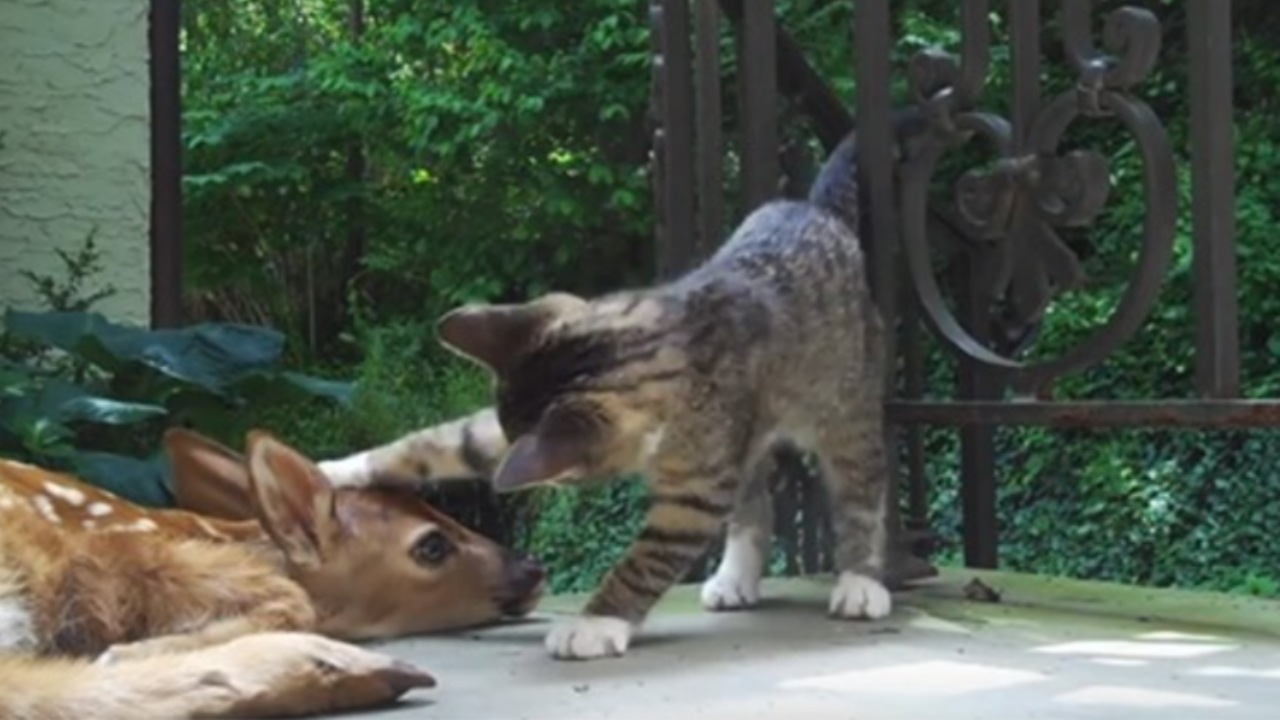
[22,633,435,719]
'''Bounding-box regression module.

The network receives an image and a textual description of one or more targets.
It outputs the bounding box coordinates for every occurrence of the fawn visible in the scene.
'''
[0,428,546,718]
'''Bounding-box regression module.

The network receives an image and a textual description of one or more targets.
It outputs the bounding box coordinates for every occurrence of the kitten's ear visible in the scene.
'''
[436,293,586,374]
[492,430,587,492]
[436,304,542,374]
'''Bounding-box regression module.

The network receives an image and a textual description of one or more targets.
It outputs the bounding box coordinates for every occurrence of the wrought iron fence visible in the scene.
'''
[649,0,1257,583]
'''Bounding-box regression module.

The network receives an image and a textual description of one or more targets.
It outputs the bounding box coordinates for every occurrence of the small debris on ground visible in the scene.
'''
[572,684,590,694]
[963,577,1002,603]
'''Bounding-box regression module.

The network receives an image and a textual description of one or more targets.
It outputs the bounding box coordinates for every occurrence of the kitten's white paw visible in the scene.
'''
[544,616,632,660]
[828,571,892,620]
[701,569,761,611]
[316,454,370,488]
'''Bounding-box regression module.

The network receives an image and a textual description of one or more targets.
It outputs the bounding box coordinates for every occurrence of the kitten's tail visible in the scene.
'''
[806,129,860,232]
[806,108,932,233]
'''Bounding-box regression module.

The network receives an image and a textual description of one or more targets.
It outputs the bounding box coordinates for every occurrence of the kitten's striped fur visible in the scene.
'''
[422,128,892,660]
[319,409,508,488]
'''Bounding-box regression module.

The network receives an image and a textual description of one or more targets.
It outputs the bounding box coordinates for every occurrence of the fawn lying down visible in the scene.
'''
[0,428,546,718]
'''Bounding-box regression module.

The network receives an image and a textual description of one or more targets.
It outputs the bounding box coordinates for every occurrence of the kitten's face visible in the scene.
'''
[436,293,662,492]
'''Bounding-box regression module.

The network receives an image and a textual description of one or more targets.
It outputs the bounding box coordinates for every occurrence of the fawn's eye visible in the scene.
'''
[411,530,453,566]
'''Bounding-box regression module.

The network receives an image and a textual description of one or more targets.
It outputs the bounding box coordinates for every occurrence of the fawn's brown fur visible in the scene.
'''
[0,428,545,718]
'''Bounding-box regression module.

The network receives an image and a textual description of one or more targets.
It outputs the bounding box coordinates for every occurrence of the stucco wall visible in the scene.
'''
[0,0,151,325]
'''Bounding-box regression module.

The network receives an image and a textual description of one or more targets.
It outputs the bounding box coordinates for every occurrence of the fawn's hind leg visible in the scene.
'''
[95,541,317,665]
[98,591,316,665]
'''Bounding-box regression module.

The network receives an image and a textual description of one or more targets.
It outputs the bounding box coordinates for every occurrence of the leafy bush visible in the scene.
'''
[0,309,353,506]
[0,232,354,505]
[517,479,649,594]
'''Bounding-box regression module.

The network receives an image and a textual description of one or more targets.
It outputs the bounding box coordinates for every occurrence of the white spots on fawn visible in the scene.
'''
[87,502,114,517]
[31,495,60,524]
[0,495,14,511]
[82,519,97,530]
[43,481,86,507]
[106,518,158,534]
[194,517,230,540]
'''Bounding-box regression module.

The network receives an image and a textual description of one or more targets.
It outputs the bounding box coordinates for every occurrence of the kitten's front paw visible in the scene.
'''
[317,454,370,488]
[828,571,892,620]
[544,616,632,660]
[700,569,761,611]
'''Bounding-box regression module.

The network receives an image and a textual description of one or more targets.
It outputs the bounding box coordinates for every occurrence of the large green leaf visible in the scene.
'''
[287,372,354,405]
[33,378,168,426]
[68,450,174,508]
[3,310,286,396]
[56,397,168,425]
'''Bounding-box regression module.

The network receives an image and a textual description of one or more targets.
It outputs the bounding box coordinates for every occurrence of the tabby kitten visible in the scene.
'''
[420,129,893,661]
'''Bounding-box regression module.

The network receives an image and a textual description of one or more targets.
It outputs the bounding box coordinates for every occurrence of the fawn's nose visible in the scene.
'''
[497,550,547,615]
[508,551,546,595]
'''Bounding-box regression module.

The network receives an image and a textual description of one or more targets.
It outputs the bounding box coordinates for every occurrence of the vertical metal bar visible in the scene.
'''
[716,0,852,147]
[952,0,1001,571]
[1009,0,1040,145]
[651,0,697,279]
[957,261,999,569]
[800,459,820,573]
[695,0,724,261]
[775,461,798,575]
[903,296,928,528]
[648,2,669,278]
[149,0,182,328]
[1188,0,1239,398]
[739,0,778,210]
[856,0,909,576]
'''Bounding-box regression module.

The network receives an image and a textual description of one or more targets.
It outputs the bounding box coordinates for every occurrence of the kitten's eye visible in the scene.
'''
[411,531,453,566]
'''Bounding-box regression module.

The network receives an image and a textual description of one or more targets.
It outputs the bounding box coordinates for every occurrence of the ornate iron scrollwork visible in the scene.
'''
[898,0,1177,397]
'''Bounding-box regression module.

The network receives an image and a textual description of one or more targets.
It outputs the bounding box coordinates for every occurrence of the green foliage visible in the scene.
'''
[16,229,118,313]
[173,1,1280,600]
[517,479,649,594]
[256,319,494,462]
[0,237,353,506]
[0,308,353,505]
[181,0,656,358]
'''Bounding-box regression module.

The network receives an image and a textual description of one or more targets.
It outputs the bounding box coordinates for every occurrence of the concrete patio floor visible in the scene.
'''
[349,568,1280,719]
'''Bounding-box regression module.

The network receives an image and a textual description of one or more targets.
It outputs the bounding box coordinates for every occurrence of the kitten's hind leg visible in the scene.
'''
[815,412,893,621]
[700,479,773,612]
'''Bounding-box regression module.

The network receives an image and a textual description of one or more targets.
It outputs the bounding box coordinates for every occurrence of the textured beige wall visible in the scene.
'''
[0,0,151,325]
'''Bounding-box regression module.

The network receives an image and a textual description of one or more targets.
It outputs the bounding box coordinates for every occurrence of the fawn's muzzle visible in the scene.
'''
[496,550,546,616]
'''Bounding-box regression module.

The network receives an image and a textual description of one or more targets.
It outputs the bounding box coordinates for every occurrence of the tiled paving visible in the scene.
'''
[344,569,1280,719]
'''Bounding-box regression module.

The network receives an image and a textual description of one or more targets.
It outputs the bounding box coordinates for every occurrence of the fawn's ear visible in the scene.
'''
[164,427,255,521]
[245,431,340,569]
